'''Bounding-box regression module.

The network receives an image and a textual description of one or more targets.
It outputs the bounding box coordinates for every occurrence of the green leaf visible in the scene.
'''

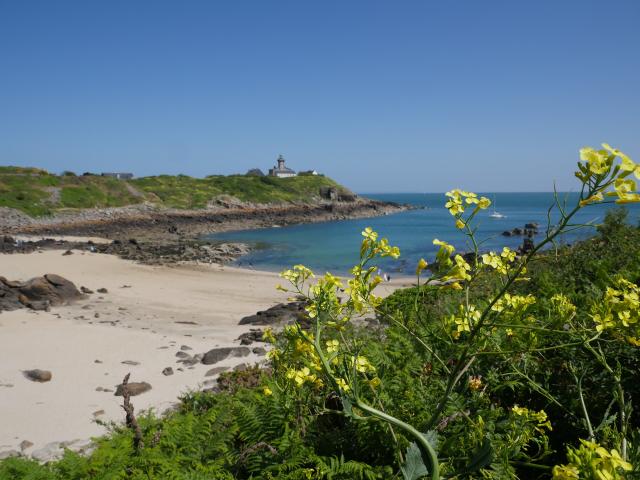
[400,442,429,480]
[459,438,493,475]
[400,431,438,480]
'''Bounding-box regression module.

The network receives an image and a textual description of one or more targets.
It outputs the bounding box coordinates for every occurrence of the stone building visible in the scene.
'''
[268,155,296,178]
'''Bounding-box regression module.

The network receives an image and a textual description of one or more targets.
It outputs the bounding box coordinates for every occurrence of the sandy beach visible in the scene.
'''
[0,247,409,458]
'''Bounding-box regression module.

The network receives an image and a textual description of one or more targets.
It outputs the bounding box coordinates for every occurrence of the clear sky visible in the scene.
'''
[1,1,638,192]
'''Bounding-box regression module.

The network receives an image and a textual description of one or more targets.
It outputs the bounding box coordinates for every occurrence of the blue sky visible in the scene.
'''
[1,1,638,192]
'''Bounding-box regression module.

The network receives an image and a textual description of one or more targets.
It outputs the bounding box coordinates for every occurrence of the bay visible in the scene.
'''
[207,193,640,275]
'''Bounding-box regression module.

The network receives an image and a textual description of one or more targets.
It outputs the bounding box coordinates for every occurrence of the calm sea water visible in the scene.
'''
[206,193,640,275]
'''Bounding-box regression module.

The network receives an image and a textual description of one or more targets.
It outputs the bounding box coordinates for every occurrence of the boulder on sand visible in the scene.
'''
[201,347,250,365]
[238,301,307,326]
[0,274,83,312]
[23,369,52,382]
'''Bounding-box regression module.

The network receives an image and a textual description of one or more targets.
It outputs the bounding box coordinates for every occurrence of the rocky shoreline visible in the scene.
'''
[0,198,409,241]
[1,235,252,267]
[0,199,408,266]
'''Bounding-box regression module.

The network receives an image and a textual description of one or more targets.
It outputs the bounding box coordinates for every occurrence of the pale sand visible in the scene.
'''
[12,234,113,244]
[0,249,410,455]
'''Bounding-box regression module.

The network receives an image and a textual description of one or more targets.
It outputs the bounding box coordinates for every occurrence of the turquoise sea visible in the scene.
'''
[207,193,640,276]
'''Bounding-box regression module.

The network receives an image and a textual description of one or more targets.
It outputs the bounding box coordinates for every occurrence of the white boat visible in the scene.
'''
[489,196,506,218]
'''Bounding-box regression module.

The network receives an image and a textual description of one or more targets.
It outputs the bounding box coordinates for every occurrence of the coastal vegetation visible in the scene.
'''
[2,144,640,479]
[131,174,348,209]
[0,168,351,217]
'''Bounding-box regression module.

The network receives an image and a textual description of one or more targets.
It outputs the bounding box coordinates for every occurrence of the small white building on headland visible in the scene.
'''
[101,172,134,180]
[268,155,296,178]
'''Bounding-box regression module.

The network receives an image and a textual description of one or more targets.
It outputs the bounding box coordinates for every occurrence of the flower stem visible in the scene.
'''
[356,400,440,480]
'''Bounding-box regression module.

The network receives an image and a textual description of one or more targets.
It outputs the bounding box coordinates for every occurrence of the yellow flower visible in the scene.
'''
[477,196,491,209]
[415,258,428,275]
[369,377,381,388]
[445,189,465,215]
[501,247,516,262]
[468,376,482,391]
[263,387,273,396]
[552,464,580,479]
[618,310,632,327]
[325,339,339,353]
[512,405,528,416]
[602,143,635,172]
[614,178,636,194]
[441,254,471,281]
[281,264,315,284]
[354,355,375,373]
[627,336,640,347]
[611,178,640,204]
[579,192,604,207]
[262,328,276,343]
[433,238,455,268]
[605,448,633,472]
[361,226,378,242]
[580,147,610,175]
[336,377,350,392]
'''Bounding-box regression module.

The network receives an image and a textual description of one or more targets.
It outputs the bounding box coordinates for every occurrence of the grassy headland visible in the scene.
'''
[0,167,353,217]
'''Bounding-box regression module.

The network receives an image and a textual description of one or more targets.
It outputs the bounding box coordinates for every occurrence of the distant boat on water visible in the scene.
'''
[489,196,506,219]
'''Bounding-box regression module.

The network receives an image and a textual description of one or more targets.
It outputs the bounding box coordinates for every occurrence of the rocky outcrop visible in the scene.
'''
[502,222,540,237]
[30,439,95,462]
[94,240,252,265]
[237,328,265,345]
[238,301,307,326]
[0,234,251,266]
[201,347,251,365]
[500,222,540,255]
[0,274,83,313]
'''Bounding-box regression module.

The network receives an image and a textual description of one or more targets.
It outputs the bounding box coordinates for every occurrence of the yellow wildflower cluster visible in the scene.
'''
[481,247,517,275]
[444,189,491,223]
[446,255,472,283]
[335,377,350,392]
[512,405,552,432]
[280,264,315,289]
[447,304,481,339]
[325,339,339,353]
[432,239,471,288]
[552,439,632,480]
[361,227,400,259]
[286,366,322,388]
[306,272,345,319]
[491,293,536,315]
[433,239,455,267]
[347,273,381,314]
[550,293,577,321]
[577,144,640,205]
[353,355,376,374]
[591,276,640,346]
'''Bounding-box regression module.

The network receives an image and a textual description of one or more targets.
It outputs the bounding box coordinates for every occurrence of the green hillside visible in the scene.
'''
[0,167,353,217]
